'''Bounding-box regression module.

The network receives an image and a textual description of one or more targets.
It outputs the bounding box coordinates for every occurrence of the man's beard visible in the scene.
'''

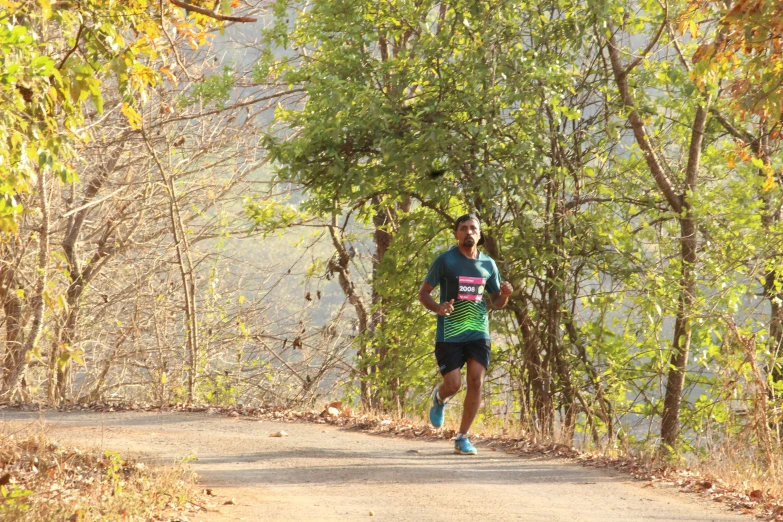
[463,237,475,247]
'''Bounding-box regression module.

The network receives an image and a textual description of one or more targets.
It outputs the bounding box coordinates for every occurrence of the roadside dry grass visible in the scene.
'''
[0,431,210,521]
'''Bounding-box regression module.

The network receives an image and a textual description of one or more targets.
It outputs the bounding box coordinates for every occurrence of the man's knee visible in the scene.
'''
[465,361,486,391]
[441,372,462,396]
[466,372,484,391]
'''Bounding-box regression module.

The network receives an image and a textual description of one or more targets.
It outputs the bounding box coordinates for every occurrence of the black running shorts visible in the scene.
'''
[434,339,491,375]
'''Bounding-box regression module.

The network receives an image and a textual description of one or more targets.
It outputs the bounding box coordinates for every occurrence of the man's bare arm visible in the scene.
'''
[489,281,513,310]
[419,282,454,316]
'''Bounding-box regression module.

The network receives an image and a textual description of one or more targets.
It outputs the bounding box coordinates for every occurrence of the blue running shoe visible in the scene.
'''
[429,387,445,428]
[454,435,477,455]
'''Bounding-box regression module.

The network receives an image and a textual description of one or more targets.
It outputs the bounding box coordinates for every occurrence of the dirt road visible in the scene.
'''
[1,410,747,521]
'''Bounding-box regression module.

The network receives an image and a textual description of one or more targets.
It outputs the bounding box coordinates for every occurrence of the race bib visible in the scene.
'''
[457,276,486,301]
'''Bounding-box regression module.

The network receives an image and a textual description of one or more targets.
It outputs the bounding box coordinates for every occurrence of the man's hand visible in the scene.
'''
[499,281,513,297]
[490,281,513,310]
[438,299,455,316]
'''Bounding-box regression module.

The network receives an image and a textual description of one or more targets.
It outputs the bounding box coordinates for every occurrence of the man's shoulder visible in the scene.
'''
[478,251,497,264]
[433,247,458,261]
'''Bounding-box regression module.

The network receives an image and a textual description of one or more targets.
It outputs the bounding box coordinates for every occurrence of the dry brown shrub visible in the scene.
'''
[0,433,205,521]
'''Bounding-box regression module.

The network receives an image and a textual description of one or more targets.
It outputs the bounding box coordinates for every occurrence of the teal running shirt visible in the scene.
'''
[424,247,501,342]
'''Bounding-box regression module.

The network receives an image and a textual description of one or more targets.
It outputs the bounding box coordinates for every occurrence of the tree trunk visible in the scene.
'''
[605,29,710,452]
[50,294,80,403]
[0,263,25,386]
[327,218,371,407]
[2,295,24,371]
[767,279,783,387]
[2,170,50,398]
[660,217,697,448]
[757,131,783,389]
[510,302,552,436]
[51,144,126,403]
[660,98,709,449]
[548,156,577,440]
[370,196,393,410]
[713,116,783,392]
[564,314,614,440]
[144,133,199,403]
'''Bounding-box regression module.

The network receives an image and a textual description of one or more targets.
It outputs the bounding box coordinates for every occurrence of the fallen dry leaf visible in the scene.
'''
[750,489,763,500]
[269,431,288,437]
[224,498,236,505]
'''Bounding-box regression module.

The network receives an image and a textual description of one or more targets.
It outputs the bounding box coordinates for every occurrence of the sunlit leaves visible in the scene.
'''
[0,1,226,232]
[245,198,310,236]
[177,66,235,109]
[121,103,143,130]
[687,0,783,123]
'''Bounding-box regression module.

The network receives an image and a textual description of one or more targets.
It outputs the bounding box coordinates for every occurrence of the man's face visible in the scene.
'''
[455,218,481,248]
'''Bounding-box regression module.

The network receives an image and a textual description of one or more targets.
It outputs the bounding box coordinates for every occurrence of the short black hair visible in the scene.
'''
[453,213,485,246]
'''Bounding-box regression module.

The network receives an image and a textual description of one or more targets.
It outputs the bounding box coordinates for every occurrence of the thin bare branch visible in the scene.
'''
[169,0,258,22]
[624,0,669,76]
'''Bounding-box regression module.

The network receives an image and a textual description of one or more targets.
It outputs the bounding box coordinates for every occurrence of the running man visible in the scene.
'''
[418,213,513,455]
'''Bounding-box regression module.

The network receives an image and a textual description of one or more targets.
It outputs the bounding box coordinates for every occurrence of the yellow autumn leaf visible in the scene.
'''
[676,15,689,35]
[121,103,143,129]
[42,290,54,309]
[160,66,178,86]
[726,155,735,169]
[38,0,51,18]
[131,63,159,89]
[57,293,70,313]
[689,19,698,39]
[763,175,776,192]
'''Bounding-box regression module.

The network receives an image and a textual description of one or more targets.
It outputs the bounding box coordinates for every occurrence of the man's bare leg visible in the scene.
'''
[437,367,462,402]
[459,357,486,434]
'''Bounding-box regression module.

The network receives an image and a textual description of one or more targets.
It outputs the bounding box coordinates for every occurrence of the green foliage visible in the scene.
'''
[258,0,783,457]
[245,196,309,236]
[261,0,623,419]
[199,373,239,405]
[177,66,236,109]
[0,483,34,516]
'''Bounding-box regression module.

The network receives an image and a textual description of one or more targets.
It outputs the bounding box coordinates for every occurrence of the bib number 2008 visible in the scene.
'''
[458,276,486,301]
